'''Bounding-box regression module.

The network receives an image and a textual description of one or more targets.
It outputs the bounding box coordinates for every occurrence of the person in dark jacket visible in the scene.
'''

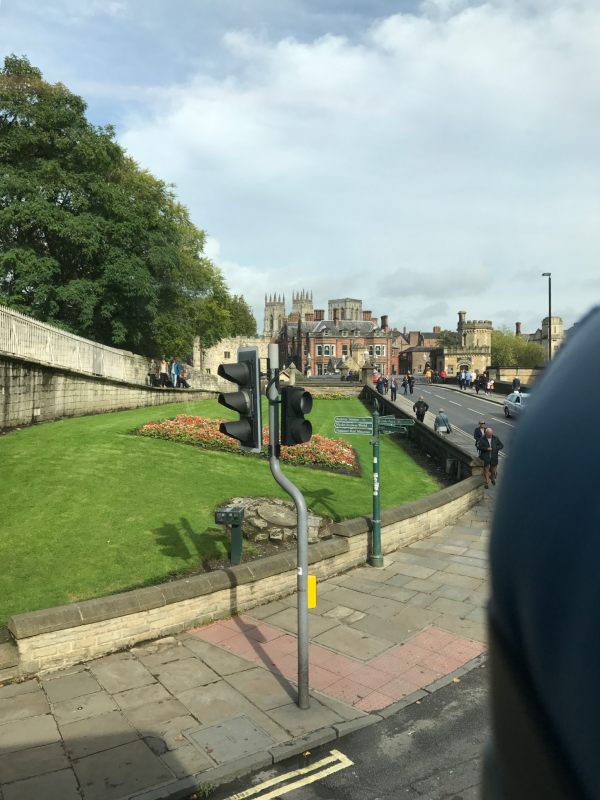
[476,426,504,488]
[413,396,429,422]
[512,376,521,393]
[473,420,486,450]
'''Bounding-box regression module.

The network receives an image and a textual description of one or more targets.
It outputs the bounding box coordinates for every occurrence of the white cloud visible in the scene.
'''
[118,1,600,331]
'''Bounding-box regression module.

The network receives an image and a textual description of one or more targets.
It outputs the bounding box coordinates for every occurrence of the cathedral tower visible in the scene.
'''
[263,294,286,337]
[291,290,314,322]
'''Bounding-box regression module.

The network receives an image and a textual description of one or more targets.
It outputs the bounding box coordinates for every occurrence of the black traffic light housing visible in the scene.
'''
[217,347,262,453]
[281,386,313,445]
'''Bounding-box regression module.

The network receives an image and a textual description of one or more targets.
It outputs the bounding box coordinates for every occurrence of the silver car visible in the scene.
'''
[504,392,529,418]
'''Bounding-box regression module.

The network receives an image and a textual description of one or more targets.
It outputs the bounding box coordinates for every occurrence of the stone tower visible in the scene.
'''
[263,294,286,338]
[291,290,313,322]
[541,315,564,359]
[457,311,492,350]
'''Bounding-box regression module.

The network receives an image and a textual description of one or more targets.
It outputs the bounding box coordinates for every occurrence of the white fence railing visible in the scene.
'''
[0,305,149,384]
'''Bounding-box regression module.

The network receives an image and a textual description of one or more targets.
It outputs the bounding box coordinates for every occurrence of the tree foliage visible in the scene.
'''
[0,55,256,355]
[491,328,545,368]
[436,329,460,348]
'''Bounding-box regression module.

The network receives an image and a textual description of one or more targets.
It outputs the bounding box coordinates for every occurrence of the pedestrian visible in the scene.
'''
[458,371,464,390]
[477,426,504,488]
[383,376,389,394]
[172,358,181,388]
[402,376,408,395]
[474,374,481,394]
[465,369,472,389]
[376,376,384,394]
[473,420,486,451]
[408,374,415,395]
[434,408,452,436]
[512,376,521,393]
[390,375,397,401]
[159,356,169,388]
[179,363,190,389]
[440,369,447,384]
[413,396,429,422]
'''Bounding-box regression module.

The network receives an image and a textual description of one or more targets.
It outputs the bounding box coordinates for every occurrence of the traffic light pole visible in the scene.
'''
[266,344,310,710]
[369,398,384,567]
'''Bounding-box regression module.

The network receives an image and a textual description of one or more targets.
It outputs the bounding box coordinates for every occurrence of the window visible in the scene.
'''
[224,351,231,359]
[374,345,386,356]
[342,345,348,356]
[316,345,322,356]
[368,346,374,356]
[448,365,454,374]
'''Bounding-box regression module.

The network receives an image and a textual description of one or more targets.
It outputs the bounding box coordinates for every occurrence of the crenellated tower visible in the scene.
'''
[291,290,314,322]
[263,293,286,338]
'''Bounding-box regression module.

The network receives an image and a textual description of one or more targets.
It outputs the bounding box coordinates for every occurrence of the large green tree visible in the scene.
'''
[0,55,255,355]
[491,328,545,368]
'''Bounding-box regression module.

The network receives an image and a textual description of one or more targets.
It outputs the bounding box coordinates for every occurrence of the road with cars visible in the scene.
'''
[408,382,521,457]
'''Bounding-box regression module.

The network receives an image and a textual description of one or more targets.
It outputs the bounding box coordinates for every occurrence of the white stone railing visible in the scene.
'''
[0,304,149,383]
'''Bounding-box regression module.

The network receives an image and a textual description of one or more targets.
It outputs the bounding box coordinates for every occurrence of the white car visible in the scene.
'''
[504,392,529,418]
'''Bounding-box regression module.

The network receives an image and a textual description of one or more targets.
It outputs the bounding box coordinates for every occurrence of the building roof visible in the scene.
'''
[285,319,380,336]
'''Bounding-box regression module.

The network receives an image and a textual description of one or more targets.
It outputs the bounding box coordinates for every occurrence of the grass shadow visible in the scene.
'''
[152,517,231,571]
[302,487,338,520]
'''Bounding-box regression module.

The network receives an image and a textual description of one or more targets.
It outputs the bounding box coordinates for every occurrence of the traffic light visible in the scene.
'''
[281,386,313,445]
[217,347,262,453]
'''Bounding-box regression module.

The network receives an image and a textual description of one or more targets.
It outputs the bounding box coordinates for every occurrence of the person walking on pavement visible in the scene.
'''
[512,376,521,393]
[477,426,504,488]
[390,375,397,401]
[376,376,385,394]
[413,396,429,422]
[474,420,486,451]
[434,408,452,436]
[402,375,408,395]
[408,374,415,395]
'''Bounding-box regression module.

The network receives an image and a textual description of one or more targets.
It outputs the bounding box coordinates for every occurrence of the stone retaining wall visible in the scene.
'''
[0,354,222,430]
[7,476,484,678]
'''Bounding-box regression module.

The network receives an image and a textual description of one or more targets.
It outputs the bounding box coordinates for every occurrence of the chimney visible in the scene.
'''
[515,321,522,336]
[363,310,372,321]
[314,309,324,321]
[433,325,441,334]
[381,315,388,331]
[305,312,314,321]
[333,308,339,323]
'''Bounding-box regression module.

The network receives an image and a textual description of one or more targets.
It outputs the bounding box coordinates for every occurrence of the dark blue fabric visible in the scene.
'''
[489,306,600,797]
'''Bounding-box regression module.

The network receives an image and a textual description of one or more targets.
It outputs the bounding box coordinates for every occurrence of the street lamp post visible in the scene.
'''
[541,272,552,361]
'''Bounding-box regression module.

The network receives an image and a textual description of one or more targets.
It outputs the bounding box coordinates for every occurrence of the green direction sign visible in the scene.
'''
[334,416,373,435]
[379,416,415,426]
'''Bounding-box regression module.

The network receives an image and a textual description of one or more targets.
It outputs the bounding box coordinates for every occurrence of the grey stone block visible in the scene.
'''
[179,637,254,676]
[89,654,156,694]
[42,671,102,703]
[265,698,344,737]
[0,680,39,701]
[198,750,274,789]
[152,658,220,694]
[59,709,140,759]
[0,742,69,784]
[377,689,428,719]
[332,714,381,737]
[160,743,215,778]
[313,625,391,661]
[114,682,172,710]
[0,689,50,723]
[51,690,117,725]
[269,726,338,762]
[2,767,80,800]
[0,714,61,755]
[73,740,174,800]
[124,698,192,732]
[228,667,297,712]
[8,604,82,638]
[185,715,274,764]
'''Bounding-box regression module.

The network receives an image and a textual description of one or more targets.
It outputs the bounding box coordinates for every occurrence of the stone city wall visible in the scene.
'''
[0,354,228,430]
[7,477,484,677]
[199,336,271,376]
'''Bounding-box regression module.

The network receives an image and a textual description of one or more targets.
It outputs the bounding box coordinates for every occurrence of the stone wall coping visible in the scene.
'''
[7,473,480,642]
[0,351,218,396]
[8,537,348,640]
[328,474,482,537]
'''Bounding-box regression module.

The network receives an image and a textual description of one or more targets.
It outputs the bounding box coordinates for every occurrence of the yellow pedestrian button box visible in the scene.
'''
[308,575,317,608]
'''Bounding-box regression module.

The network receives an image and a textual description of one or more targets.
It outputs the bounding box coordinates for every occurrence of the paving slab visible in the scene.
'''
[427,597,476,617]
[138,715,199,750]
[258,607,338,637]
[431,584,475,602]
[73,739,173,800]
[179,636,255,675]
[384,562,436,580]
[0,681,39,700]
[122,699,193,733]
[320,586,384,612]
[185,715,274,764]
[113,683,172,710]
[159,743,215,778]
[0,689,49,723]
[0,715,61,755]
[59,710,140,759]
[228,667,297,711]
[89,654,156,694]
[176,680,290,743]
[444,562,487,580]
[313,625,392,660]
[42,671,102,704]
[368,584,418,603]
[0,742,69,784]
[150,658,220,694]
[265,698,344,737]
[52,691,117,725]
[2,767,80,800]
[132,643,194,670]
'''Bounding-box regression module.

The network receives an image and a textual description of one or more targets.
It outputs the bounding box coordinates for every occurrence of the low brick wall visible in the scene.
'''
[7,476,484,677]
[0,353,221,430]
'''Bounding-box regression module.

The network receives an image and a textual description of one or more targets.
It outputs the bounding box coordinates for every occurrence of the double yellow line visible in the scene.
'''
[224,748,354,800]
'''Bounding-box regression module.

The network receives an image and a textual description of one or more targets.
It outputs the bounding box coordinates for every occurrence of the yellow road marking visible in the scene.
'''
[224,748,354,800]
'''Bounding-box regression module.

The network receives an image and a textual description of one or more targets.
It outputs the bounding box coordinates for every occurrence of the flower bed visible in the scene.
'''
[137,415,359,474]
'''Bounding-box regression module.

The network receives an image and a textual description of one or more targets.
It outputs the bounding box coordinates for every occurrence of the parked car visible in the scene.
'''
[504,392,529,418]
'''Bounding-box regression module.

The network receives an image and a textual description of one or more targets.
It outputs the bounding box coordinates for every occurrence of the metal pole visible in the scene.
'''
[266,344,310,709]
[368,398,383,567]
[542,272,552,362]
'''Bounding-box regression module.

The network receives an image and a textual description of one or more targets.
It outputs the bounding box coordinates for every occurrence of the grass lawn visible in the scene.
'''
[1,395,441,624]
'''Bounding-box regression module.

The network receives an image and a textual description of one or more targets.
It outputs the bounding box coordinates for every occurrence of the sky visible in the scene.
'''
[1,0,599,334]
